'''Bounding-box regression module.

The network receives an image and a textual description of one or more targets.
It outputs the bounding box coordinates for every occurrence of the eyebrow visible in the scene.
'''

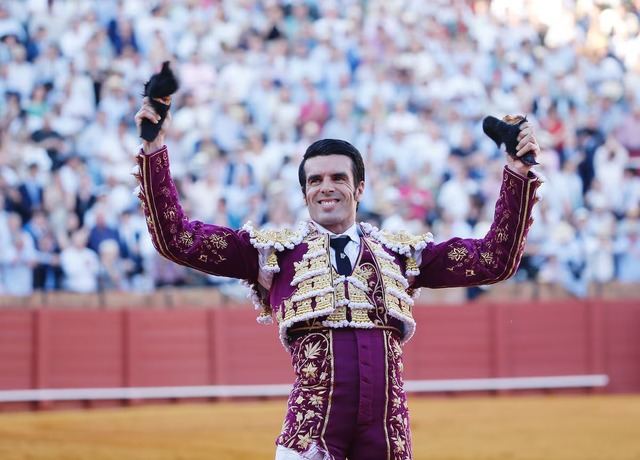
[307,172,350,183]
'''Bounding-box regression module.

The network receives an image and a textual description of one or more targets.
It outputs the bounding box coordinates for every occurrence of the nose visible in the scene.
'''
[319,176,335,193]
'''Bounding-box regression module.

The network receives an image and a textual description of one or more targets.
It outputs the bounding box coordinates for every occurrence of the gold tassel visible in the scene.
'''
[406,256,419,274]
[266,252,279,271]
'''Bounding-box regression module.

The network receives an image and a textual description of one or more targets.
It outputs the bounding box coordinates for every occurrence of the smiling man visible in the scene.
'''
[134,99,541,460]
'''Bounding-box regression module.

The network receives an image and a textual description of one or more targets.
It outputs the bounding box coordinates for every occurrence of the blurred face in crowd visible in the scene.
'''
[303,154,364,234]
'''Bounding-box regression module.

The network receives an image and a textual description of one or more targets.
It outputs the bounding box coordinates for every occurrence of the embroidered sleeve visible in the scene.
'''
[133,146,259,281]
[412,166,542,288]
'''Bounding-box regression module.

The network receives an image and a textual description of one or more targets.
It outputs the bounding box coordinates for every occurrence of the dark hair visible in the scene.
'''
[298,139,365,194]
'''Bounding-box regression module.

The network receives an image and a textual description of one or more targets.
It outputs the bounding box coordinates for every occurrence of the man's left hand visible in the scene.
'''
[507,120,540,176]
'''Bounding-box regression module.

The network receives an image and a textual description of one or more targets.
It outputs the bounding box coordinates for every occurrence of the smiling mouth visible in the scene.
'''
[318,199,339,208]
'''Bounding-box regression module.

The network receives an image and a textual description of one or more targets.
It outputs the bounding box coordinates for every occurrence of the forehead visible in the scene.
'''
[304,154,354,178]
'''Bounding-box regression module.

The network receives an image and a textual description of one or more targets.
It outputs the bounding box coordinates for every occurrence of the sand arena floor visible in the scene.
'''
[0,395,638,460]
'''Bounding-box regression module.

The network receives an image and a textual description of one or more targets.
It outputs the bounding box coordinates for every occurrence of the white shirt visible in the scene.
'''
[313,222,361,270]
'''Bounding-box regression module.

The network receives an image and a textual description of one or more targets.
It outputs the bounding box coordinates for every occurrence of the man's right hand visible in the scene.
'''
[134,97,172,154]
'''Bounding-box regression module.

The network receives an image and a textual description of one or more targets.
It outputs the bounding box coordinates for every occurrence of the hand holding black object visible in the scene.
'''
[139,61,179,142]
[482,115,539,166]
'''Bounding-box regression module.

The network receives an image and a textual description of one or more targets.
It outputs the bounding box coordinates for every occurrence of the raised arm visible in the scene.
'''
[133,99,259,282]
[412,166,540,288]
[412,118,542,288]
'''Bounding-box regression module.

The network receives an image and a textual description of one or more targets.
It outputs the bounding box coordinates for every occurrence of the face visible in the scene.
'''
[303,155,364,234]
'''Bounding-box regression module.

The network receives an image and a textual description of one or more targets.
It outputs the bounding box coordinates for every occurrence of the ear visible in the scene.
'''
[354,181,365,202]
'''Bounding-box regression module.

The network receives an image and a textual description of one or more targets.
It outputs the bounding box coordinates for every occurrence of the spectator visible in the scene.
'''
[60,229,99,293]
[1,212,37,296]
[97,239,129,291]
[33,232,63,291]
[616,105,640,157]
[615,217,640,283]
[87,207,122,255]
[14,162,44,223]
[0,0,639,297]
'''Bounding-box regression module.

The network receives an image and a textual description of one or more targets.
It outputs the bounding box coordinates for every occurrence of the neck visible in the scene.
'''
[314,220,356,235]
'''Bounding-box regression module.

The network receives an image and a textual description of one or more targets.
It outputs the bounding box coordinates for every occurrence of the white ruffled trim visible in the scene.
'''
[290,267,329,286]
[387,286,415,306]
[130,164,141,176]
[360,222,434,256]
[347,321,376,329]
[133,185,142,197]
[243,283,273,324]
[411,288,422,299]
[291,285,335,302]
[412,239,430,252]
[347,301,375,309]
[257,248,279,284]
[262,264,280,274]
[333,275,370,292]
[381,268,410,289]
[406,268,420,276]
[335,299,350,307]
[242,221,309,251]
[346,276,370,292]
[360,222,377,237]
[371,248,396,262]
[257,314,273,325]
[303,249,326,260]
[387,308,416,343]
[241,280,264,311]
[322,319,350,328]
[321,319,375,329]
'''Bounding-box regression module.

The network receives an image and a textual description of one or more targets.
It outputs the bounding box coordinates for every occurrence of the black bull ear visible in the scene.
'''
[140,61,180,142]
[482,115,538,166]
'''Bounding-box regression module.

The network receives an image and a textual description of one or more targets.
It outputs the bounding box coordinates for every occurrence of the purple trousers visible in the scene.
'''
[277,329,412,460]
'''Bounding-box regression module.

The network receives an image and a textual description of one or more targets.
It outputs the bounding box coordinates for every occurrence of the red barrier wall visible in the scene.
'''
[0,300,638,409]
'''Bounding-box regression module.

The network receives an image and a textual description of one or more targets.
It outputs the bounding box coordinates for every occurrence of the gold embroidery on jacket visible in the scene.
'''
[405,256,418,273]
[350,307,372,325]
[448,246,468,262]
[277,332,333,453]
[315,293,334,312]
[480,251,494,266]
[324,305,347,323]
[378,230,431,250]
[280,236,334,329]
[178,231,194,247]
[163,207,177,221]
[207,234,228,249]
[384,331,412,459]
[251,227,303,248]
[367,240,414,324]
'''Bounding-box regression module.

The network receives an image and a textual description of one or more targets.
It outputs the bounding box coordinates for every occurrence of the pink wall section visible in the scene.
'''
[0,300,638,409]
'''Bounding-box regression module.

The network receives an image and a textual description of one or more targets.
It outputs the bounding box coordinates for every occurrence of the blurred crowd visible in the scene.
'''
[1,0,640,300]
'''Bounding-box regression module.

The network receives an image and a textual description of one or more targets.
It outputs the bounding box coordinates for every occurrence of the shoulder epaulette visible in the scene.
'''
[242,221,310,251]
[360,222,433,256]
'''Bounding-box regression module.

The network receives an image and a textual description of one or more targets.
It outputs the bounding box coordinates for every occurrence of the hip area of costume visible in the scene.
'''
[134,146,541,460]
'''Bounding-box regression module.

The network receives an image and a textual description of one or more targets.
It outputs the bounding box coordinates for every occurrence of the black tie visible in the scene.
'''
[330,235,352,276]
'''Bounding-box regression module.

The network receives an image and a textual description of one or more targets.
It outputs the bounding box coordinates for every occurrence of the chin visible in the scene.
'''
[315,216,338,226]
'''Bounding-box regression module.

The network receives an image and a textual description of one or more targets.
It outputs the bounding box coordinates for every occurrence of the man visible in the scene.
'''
[134,98,541,460]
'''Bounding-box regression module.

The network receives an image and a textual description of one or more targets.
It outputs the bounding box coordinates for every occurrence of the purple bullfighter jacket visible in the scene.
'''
[134,146,541,459]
